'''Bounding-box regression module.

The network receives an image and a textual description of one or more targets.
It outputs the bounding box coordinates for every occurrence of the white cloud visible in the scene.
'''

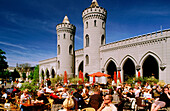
[0,41,27,50]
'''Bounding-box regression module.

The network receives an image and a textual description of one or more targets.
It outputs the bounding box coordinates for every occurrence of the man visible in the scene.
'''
[88,89,103,111]
[151,87,170,111]
[35,91,49,104]
[97,94,117,111]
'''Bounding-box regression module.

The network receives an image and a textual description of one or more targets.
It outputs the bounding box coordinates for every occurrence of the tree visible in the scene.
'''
[28,72,34,80]
[0,49,8,78]
[11,68,20,81]
[33,65,39,82]
[17,63,31,79]
[22,72,26,80]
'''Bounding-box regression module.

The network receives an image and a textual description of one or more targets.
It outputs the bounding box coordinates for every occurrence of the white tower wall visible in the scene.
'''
[56,16,76,77]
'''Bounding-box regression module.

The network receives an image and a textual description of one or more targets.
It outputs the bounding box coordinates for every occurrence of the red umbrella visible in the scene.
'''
[118,71,121,83]
[93,76,95,83]
[88,72,111,77]
[80,70,84,83]
[79,70,84,84]
[64,71,67,84]
[114,71,117,83]
[138,71,140,78]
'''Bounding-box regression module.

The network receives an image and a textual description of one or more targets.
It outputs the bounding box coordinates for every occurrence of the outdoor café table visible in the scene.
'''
[19,102,45,111]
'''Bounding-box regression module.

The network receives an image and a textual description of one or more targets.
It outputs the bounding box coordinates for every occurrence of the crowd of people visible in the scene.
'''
[0,79,170,111]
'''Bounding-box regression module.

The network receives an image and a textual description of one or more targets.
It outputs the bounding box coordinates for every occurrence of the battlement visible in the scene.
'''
[56,23,76,31]
[75,48,84,56]
[82,6,107,22]
[100,29,170,51]
[39,57,57,65]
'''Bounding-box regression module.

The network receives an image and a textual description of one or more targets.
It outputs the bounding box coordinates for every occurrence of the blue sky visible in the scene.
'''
[0,0,170,67]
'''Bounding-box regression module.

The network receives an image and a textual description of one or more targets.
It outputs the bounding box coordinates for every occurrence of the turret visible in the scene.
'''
[82,0,107,74]
[56,16,76,77]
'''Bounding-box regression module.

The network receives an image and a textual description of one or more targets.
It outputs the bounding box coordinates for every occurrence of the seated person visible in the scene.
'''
[58,96,75,111]
[50,89,60,103]
[88,89,103,111]
[151,87,170,111]
[20,89,32,111]
[35,91,49,104]
[97,94,117,111]
[1,89,7,99]
[126,88,136,110]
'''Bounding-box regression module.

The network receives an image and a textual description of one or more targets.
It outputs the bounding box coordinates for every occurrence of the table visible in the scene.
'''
[20,102,45,111]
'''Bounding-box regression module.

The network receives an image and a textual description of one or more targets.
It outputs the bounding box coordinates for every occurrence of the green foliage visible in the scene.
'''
[69,77,82,84]
[11,68,20,80]
[20,80,39,92]
[33,65,39,82]
[50,75,63,86]
[28,72,34,79]
[84,78,88,82]
[22,72,26,79]
[0,49,8,78]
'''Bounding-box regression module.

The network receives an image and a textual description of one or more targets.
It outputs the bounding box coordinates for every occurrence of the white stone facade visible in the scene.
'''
[39,0,170,83]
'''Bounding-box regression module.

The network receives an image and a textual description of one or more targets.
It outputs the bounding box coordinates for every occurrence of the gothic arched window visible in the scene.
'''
[63,34,66,39]
[57,45,60,55]
[85,55,89,65]
[58,61,60,69]
[101,35,105,45]
[69,45,73,55]
[102,22,105,29]
[86,22,88,28]
[85,35,89,47]
[94,20,97,27]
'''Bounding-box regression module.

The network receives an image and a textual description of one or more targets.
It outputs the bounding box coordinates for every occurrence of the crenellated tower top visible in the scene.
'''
[82,0,107,23]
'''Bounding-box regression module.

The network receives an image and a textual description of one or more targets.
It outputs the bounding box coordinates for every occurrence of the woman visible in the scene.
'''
[20,89,32,111]
[151,87,170,111]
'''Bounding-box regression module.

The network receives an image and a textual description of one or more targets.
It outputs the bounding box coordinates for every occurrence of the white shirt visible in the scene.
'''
[20,93,31,103]
[17,83,22,88]
[143,92,152,98]
[2,93,7,99]
[102,103,117,111]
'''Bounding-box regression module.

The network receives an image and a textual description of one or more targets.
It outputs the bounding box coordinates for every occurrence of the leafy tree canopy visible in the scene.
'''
[0,49,8,78]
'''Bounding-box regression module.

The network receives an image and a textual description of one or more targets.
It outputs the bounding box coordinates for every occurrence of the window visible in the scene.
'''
[85,35,89,47]
[64,34,66,39]
[86,22,88,28]
[102,22,105,29]
[94,20,97,27]
[58,61,60,69]
[85,55,89,65]
[101,35,105,45]
[70,35,73,40]
[57,45,60,55]
[69,45,73,55]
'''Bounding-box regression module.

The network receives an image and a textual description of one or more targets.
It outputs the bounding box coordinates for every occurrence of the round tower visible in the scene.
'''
[56,16,76,77]
[82,0,107,74]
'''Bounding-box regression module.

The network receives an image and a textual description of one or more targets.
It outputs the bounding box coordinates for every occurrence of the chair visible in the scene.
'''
[136,97,147,111]
[82,107,95,111]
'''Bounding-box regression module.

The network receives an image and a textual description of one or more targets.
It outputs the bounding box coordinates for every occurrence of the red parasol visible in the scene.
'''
[114,71,117,83]
[88,72,111,77]
[118,71,121,83]
[64,71,67,84]
[138,71,140,78]
[79,70,84,84]
[93,76,95,83]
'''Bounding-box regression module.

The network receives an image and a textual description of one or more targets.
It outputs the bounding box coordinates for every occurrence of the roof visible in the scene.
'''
[90,0,99,7]
[62,15,70,23]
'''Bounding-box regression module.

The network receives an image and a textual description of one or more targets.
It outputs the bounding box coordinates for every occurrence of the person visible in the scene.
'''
[58,96,75,111]
[1,89,7,99]
[73,88,86,110]
[20,89,32,111]
[47,78,51,87]
[97,94,117,111]
[88,89,103,111]
[17,81,22,88]
[126,88,136,110]
[35,91,49,104]
[151,87,170,111]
